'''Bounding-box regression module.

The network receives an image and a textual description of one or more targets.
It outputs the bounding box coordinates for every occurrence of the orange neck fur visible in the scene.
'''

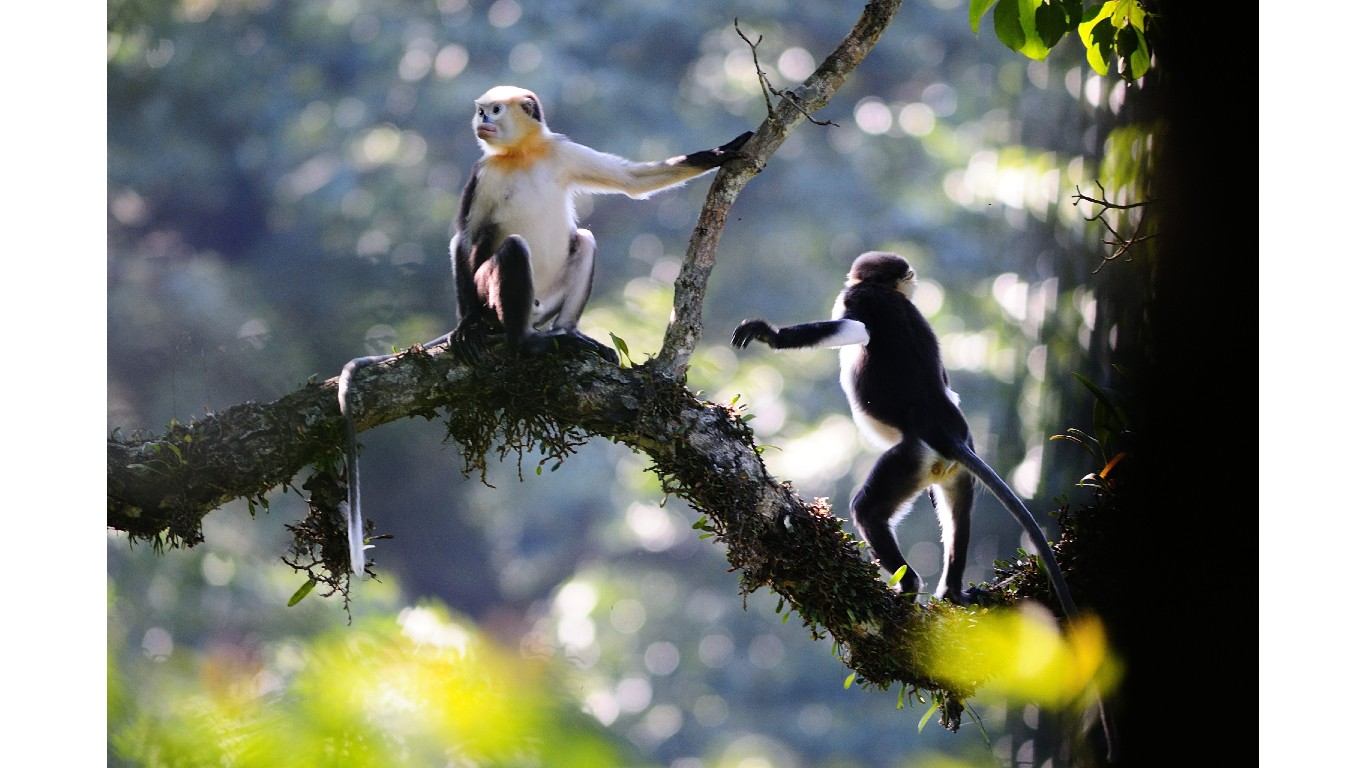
[485,132,552,173]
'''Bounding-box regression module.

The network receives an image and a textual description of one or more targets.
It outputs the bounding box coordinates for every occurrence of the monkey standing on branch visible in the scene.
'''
[337,85,753,576]
[731,251,1072,606]
[731,251,1114,761]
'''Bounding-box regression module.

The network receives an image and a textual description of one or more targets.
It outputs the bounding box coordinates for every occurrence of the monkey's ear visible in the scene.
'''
[519,94,544,123]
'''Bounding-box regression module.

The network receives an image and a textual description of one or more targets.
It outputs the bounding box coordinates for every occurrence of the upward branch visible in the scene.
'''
[655,0,905,377]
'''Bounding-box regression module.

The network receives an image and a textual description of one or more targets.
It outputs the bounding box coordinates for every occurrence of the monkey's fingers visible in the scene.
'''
[682,131,755,168]
[717,130,755,156]
[730,319,773,349]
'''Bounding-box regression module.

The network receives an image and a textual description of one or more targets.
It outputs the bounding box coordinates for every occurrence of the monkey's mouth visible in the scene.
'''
[476,125,498,140]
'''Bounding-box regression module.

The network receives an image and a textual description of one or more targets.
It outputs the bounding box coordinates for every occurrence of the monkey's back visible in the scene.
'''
[839,283,969,449]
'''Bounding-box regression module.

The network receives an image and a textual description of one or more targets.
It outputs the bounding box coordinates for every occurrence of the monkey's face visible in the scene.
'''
[473,86,545,152]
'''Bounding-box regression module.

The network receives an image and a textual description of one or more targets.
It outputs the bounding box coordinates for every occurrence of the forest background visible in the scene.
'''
[6,2,1299,765]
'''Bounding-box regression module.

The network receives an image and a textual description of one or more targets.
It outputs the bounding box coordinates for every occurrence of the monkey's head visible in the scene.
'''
[472,85,548,154]
[848,251,918,299]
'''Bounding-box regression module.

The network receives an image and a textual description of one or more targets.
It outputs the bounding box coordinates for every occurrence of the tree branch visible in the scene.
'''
[106,337,994,727]
[656,0,904,376]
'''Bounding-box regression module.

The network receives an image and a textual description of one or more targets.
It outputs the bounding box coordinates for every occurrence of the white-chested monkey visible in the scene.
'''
[337,85,752,576]
[731,252,1116,761]
[451,85,752,358]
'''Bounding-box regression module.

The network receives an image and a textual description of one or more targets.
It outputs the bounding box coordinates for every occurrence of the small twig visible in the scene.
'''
[734,20,775,119]
[1071,181,1158,273]
[735,19,836,127]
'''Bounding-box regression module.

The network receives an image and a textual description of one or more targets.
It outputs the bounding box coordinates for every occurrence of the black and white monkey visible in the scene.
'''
[730,251,1076,614]
[337,85,752,575]
[733,251,1116,761]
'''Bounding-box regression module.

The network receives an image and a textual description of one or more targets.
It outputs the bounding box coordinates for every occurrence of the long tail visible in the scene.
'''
[954,443,1117,763]
[954,446,1077,616]
[338,355,389,577]
[337,335,451,578]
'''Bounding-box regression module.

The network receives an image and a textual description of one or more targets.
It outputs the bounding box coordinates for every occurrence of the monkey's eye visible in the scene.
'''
[489,104,504,116]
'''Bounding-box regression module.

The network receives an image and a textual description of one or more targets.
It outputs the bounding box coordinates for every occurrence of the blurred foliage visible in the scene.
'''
[109,598,646,766]
[108,0,1163,765]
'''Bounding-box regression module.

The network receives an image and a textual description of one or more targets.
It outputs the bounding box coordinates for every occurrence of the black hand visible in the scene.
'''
[681,130,754,168]
[731,319,775,349]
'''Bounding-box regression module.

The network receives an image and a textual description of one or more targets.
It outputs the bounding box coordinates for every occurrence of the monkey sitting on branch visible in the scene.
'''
[337,85,753,577]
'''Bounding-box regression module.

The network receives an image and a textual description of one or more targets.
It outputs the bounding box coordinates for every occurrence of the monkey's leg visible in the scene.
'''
[475,235,536,352]
[551,229,597,332]
[928,470,976,605]
[539,229,618,364]
[850,440,932,595]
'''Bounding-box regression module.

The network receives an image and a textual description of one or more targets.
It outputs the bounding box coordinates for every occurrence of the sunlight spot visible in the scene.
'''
[1010,444,1042,498]
[555,579,598,617]
[201,553,234,586]
[609,599,647,635]
[854,97,893,135]
[747,634,785,670]
[433,44,469,79]
[487,0,521,27]
[357,123,402,166]
[626,503,679,552]
[398,605,472,653]
[585,687,620,725]
[777,47,815,81]
[398,47,432,81]
[509,42,541,73]
[616,676,652,714]
[766,416,857,488]
[363,324,397,355]
[644,641,680,676]
[898,102,936,137]
[142,627,173,661]
[992,273,1029,323]
[698,634,734,668]
[237,319,270,351]
[557,615,596,652]
[922,82,957,117]
[644,704,683,741]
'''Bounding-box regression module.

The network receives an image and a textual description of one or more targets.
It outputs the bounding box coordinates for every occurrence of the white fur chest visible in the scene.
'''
[472,161,577,295]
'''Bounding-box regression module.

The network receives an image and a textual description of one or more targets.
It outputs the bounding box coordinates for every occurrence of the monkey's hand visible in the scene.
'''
[731,319,778,349]
[676,131,754,169]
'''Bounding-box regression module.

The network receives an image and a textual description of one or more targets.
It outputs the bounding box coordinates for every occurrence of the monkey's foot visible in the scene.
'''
[449,323,500,364]
[521,329,619,365]
[937,586,990,607]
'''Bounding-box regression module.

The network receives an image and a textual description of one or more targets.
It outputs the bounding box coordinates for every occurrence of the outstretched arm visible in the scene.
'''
[563,131,753,199]
[731,318,869,350]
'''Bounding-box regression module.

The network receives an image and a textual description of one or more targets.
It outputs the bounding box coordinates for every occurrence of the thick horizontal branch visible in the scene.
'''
[107,341,981,722]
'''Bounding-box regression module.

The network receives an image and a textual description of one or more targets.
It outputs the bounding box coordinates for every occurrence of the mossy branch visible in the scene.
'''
[106,339,990,726]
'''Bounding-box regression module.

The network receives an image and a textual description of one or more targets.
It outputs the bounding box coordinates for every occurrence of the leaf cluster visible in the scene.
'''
[972,0,1154,80]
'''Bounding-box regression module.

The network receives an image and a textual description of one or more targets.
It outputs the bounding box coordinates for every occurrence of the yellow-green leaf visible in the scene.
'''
[287,578,316,607]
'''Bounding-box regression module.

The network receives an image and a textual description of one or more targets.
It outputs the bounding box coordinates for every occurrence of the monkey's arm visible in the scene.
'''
[563,131,753,199]
[731,318,870,350]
